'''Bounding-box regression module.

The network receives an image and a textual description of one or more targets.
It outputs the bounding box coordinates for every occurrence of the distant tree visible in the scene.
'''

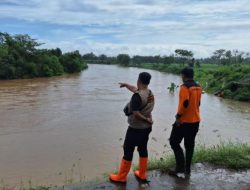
[82,52,98,61]
[99,54,108,64]
[213,49,226,59]
[188,58,195,67]
[0,45,8,63]
[175,49,193,65]
[212,49,226,64]
[232,49,244,64]
[132,55,142,65]
[196,60,201,67]
[163,54,175,64]
[50,48,62,57]
[0,32,87,79]
[45,55,64,75]
[60,51,87,73]
[154,55,161,64]
[225,50,232,64]
[0,64,16,79]
[244,52,250,64]
[117,54,130,66]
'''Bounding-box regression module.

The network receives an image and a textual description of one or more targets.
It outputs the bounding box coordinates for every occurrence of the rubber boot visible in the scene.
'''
[109,159,132,183]
[134,157,148,181]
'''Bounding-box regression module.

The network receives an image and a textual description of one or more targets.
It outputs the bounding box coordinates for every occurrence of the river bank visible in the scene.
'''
[127,63,250,102]
[54,164,250,190]
[22,143,250,190]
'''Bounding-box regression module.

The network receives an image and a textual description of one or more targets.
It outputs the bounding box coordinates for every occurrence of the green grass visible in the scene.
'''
[140,142,250,172]
[193,143,250,170]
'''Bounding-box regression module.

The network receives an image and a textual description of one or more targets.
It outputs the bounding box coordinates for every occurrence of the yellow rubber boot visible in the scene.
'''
[134,157,148,180]
[109,159,132,183]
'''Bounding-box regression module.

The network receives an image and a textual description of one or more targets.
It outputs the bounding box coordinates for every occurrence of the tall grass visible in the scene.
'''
[142,143,250,172]
[193,142,250,170]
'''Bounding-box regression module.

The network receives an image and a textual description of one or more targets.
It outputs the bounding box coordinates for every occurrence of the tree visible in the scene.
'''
[44,55,64,75]
[0,32,88,79]
[50,48,62,57]
[212,49,226,64]
[188,58,195,67]
[99,54,108,64]
[82,52,98,61]
[117,54,130,66]
[60,51,87,73]
[232,49,244,64]
[0,64,16,79]
[0,45,8,63]
[154,55,161,64]
[13,34,42,53]
[163,54,175,64]
[175,49,193,65]
[225,50,232,64]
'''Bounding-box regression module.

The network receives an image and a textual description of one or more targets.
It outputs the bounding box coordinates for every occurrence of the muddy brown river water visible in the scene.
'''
[0,64,249,187]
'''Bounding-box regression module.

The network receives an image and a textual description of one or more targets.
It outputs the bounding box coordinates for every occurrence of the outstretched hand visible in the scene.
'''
[119,83,127,88]
[119,83,138,93]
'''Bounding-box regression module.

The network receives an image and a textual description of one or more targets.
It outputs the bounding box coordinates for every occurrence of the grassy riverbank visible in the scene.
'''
[2,143,248,190]
[139,142,250,171]
[130,63,250,102]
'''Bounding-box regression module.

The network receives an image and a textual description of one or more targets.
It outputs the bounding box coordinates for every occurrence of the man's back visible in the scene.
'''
[177,80,202,123]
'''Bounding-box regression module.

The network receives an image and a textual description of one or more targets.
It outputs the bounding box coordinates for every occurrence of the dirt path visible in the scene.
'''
[54,163,250,190]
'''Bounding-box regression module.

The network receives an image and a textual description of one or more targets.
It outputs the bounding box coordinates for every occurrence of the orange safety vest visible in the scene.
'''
[177,80,202,123]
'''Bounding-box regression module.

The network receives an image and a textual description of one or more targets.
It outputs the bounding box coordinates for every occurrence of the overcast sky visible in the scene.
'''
[1,0,250,57]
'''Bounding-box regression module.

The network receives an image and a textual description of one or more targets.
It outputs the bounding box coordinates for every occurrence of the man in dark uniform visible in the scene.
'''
[109,72,155,183]
[169,67,202,177]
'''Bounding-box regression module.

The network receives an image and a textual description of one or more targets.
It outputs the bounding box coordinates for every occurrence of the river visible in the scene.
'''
[0,64,249,186]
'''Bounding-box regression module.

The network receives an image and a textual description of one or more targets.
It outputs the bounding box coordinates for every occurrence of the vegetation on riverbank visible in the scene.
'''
[0,32,87,80]
[131,63,250,102]
[83,49,250,102]
[1,32,249,102]
[140,142,250,171]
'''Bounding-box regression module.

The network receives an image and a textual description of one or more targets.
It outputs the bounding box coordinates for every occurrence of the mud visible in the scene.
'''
[55,163,250,190]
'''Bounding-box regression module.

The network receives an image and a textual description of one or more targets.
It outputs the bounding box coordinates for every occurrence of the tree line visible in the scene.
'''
[0,32,87,79]
[82,49,250,67]
[1,32,250,80]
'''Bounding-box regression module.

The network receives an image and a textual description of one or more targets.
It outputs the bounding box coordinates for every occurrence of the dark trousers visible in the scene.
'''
[169,122,199,172]
[123,127,152,161]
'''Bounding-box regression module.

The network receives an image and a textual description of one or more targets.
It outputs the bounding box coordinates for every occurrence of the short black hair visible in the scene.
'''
[181,67,194,79]
[138,72,151,85]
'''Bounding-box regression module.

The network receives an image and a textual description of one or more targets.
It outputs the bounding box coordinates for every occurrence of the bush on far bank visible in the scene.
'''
[0,32,87,80]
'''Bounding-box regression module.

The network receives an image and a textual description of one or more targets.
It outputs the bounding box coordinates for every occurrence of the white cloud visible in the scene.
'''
[1,0,250,57]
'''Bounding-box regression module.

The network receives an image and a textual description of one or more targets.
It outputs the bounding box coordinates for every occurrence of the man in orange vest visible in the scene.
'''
[169,67,202,177]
